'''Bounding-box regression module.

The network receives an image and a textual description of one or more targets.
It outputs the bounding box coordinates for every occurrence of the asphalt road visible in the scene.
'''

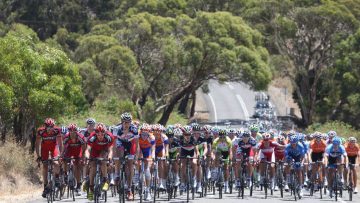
[203,80,258,124]
[27,185,359,203]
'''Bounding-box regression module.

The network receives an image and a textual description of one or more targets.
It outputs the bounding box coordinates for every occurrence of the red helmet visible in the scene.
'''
[68,123,78,132]
[44,118,55,127]
[95,123,107,133]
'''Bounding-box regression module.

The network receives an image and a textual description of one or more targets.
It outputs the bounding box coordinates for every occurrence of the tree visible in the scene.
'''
[273,1,358,126]
[113,12,271,124]
[0,24,86,143]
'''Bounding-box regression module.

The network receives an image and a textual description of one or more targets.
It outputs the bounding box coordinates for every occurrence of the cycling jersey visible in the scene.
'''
[63,132,86,158]
[113,124,139,156]
[212,137,232,152]
[310,140,327,153]
[251,132,262,142]
[325,144,346,168]
[138,132,155,158]
[88,131,114,158]
[154,133,168,157]
[195,135,207,156]
[235,137,256,159]
[345,143,359,157]
[285,143,306,162]
[168,138,180,159]
[37,126,62,161]
[79,128,93,139]
[257,140,279,162]
[273,141,287,160]
[179,136,196,157]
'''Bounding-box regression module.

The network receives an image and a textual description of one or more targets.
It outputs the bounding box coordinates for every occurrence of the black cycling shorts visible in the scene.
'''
[311,152,324,162]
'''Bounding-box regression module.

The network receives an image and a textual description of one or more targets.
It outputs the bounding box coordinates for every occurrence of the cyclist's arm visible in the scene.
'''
[357,150,360,164]
[151,144,156,159]
[229,146,233,161]
[108,145,113,160]
[56,134,63,155]
[35,134,41,158]
[203,142,208,158]
[195,145,199,158]
[308,148,313,163]
[85,145,91,159]
[165,143,169,158]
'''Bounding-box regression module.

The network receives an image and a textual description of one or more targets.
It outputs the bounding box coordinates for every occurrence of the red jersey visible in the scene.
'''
[257,141,279,157]
[88,131,114,158]
[37,126,61,148]
[63,132,86,157]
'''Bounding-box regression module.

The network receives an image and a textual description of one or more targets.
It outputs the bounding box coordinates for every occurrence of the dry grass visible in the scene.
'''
[0,139,42,202]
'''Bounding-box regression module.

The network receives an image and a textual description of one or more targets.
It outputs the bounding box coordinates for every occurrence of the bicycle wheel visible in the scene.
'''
[335,172,338,201]
[250,173,254,197]
[229,167,233,194]
[319,182,323,199]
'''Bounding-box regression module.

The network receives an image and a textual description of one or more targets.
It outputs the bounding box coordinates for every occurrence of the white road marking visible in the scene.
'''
[208,93,218,126]
[236,94,250,120]
[226,82,234,90]
[339,197,347,203]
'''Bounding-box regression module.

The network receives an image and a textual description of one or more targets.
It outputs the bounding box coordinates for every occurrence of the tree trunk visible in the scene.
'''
[158,82,196,125]
[190,91,196,117]
[178,93,190,114]
[1,127,6,143]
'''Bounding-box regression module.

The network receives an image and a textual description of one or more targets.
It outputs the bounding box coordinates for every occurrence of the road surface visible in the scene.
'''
[27,186,359,203]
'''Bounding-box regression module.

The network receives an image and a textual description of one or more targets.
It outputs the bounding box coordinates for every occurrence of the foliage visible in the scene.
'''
[306,121,360,139]
[0,24,86,142]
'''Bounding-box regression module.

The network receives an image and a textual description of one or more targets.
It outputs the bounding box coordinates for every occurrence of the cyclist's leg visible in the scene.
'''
[89,161,96,192]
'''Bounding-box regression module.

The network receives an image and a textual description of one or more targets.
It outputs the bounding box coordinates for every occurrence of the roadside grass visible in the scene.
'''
[0,139,41,199]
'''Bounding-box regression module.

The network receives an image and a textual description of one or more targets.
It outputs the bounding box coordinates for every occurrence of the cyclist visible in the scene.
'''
[327,130,337,145]
[153,124,169,190]
[228,128,237,141]
[62,123,86,196]
[192,123,208,193]
[80,118,96,139]
[298,133,310,186]
[36,118,63,198]
[324,137,346,198]
[284,134,306,197]
[234,130,256,188]
[85,123,114,201]
[212,129,233,193]
[138,123,155,201]
[249,124,262,142]
[309,132,327,190]
[179,125,199,192]
[168,127,181,187]
[112,112,139,200]
[203,125,213,179]
[344,137,359,194]
[273,134,287,191]
[255,132,282,190]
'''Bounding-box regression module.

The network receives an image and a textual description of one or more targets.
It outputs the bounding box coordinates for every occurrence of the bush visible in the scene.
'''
[306,121,360,139]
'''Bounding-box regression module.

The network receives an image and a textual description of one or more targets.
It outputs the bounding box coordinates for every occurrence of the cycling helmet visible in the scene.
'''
[192,123,202,132]
[182,125,192,135]
[219,129,227,137]
[165,127,174,136]
[242,130,251,137]
[211,126,220,134]
[259,129,266,134]
[287,130,296,137]
[68,123,78,132]
[297,133,305,142]
[44,118,55,127]
[140,123,151,132]
[152,124,162,132]
[328,130,337,138]
[86,118,96,125]
[263,132,271,140]
[174,128,183,137]
[332,137,341,145]
[249,124,259,132]
[322,133,328,140]
[61,126,67,135]
[289,135,299,144]
[277,135,285,142]
[95,123,107,133]
[132,120,140,127]
[306,133,313,140]
[121,112,132,122]
[348,137,357,143]
[314,132,322,140]
[203,125,212,133]
[228,128,236,134]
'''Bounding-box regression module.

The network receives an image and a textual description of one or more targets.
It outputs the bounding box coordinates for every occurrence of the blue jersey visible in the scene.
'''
[112,124,139,143]
[285,143,306,160]
[325,144,346,158]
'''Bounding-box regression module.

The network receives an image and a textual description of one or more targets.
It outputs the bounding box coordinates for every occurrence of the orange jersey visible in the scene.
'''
[138,132,155,149]
[345,143,359,157]
[154,133,169,147]
[310,140,327,153]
